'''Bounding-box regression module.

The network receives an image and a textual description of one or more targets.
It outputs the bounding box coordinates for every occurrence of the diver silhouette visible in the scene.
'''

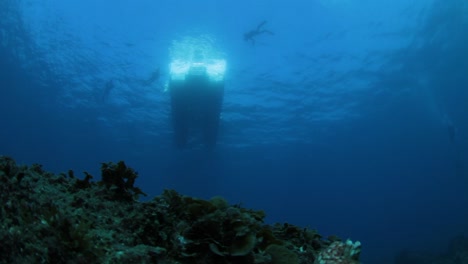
[244,20,274,45]
[141,68,160,86]
[101,79,115,102]
[443,115,466,178]
[443,114,457,144]
[447,120,456,144]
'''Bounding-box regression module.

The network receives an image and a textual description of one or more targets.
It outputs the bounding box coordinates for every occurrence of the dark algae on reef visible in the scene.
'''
[0,156,361,264]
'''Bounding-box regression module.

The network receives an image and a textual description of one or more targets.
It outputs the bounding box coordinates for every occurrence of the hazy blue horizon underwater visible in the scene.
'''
[1,0,468,262]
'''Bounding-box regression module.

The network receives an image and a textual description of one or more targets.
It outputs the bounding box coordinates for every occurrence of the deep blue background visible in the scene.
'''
[1,0,467,262]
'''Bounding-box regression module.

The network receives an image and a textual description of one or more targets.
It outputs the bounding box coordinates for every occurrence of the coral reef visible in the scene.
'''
[0,156,362,264]
[314,239,361,264]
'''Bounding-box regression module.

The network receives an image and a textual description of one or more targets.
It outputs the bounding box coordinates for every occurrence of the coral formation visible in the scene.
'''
[0,156,362,263]
[100,161,147,201]
[314,239,361,264]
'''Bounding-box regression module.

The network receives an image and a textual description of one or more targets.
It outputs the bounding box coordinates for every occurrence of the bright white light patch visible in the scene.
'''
[170,59,226,82]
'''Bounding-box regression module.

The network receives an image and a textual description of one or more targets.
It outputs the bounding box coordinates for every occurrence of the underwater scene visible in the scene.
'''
[1,0,467,263]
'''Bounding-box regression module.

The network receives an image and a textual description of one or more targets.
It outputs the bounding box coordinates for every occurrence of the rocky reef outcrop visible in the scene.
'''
[0,156,361,264]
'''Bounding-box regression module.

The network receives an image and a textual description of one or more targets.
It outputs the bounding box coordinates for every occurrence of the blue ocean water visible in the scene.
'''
[1,0,467,262]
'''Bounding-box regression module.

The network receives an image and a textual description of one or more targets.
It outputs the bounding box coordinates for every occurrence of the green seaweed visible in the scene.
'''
[74,172,93,189]
[100,161,147,201]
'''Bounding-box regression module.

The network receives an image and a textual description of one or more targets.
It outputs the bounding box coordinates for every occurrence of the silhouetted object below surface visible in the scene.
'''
[142,67,160,86]
[244,20,274,45]
[168,55,225,149]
